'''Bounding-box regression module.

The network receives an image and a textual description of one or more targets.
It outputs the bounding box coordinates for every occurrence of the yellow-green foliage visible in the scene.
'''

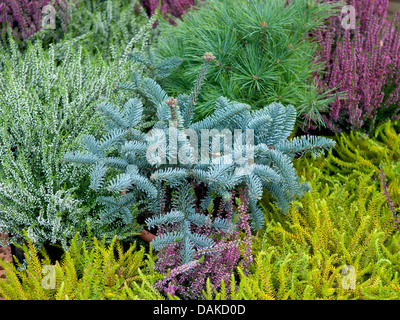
[207,129,400,299]
[2,121,399,300]
[295,120,400,203]
[0,233,166,300]
[262,175,400,299]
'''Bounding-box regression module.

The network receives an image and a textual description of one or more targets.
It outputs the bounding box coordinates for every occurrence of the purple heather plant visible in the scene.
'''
[153,188,253,300]
[0,0,79,40]
[0,0,49,40]
[141,0,201,24]
[305,0,400,134]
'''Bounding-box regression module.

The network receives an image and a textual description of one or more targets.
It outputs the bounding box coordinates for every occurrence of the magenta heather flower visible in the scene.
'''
[0,0,79,40]
[141,0,201,22]
[305,0,400,134]
[153,189,253,300]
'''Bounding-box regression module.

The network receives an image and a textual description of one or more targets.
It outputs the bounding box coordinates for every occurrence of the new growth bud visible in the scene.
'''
[202,52,216,62]
[165,97,178,108]
[165,97,179,123]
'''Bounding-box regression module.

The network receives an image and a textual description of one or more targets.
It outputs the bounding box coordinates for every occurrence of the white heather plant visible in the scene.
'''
[29,0,160,64]
[0,33,146,249]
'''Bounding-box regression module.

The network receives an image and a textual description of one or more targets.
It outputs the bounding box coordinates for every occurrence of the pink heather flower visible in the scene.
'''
[154,190,253,299]
[0,0,79,40]
[304,0,400,134]
[141,0,201,22]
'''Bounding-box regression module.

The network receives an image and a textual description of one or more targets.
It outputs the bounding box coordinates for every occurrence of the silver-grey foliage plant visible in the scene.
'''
[0,32,151,249]
[65,51,336,264]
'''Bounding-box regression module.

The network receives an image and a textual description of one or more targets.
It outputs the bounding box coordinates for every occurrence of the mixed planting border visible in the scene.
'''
[0,0,399,301]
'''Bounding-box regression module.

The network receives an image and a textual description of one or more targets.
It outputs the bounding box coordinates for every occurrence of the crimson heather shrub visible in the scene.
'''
[154,190,253,300]
[305,0,400,135]
[141,0,201,24]
[0,0,78,41]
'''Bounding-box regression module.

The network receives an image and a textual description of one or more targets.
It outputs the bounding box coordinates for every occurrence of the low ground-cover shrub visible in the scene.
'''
[2,0,399,302]
[295,119,400,233]
[0,34,138,249]
[154,0,338,127]
[0,232,163,300]
[208,154,400,300]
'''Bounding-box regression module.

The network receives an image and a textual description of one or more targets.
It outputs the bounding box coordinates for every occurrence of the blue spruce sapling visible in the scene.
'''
[64,52,336,264]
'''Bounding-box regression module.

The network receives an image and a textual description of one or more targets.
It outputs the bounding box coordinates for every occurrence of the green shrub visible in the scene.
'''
[155,0,338,126]
[65,50,335,265]
[30,0,157,61]
[294,120,400,203]
[0,232,166,300]
[207,159,400,300]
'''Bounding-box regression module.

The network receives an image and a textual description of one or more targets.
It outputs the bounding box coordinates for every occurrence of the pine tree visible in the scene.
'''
[154,0,339,127]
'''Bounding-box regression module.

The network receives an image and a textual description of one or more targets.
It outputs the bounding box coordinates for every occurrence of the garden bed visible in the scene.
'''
[0,0,400,301]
